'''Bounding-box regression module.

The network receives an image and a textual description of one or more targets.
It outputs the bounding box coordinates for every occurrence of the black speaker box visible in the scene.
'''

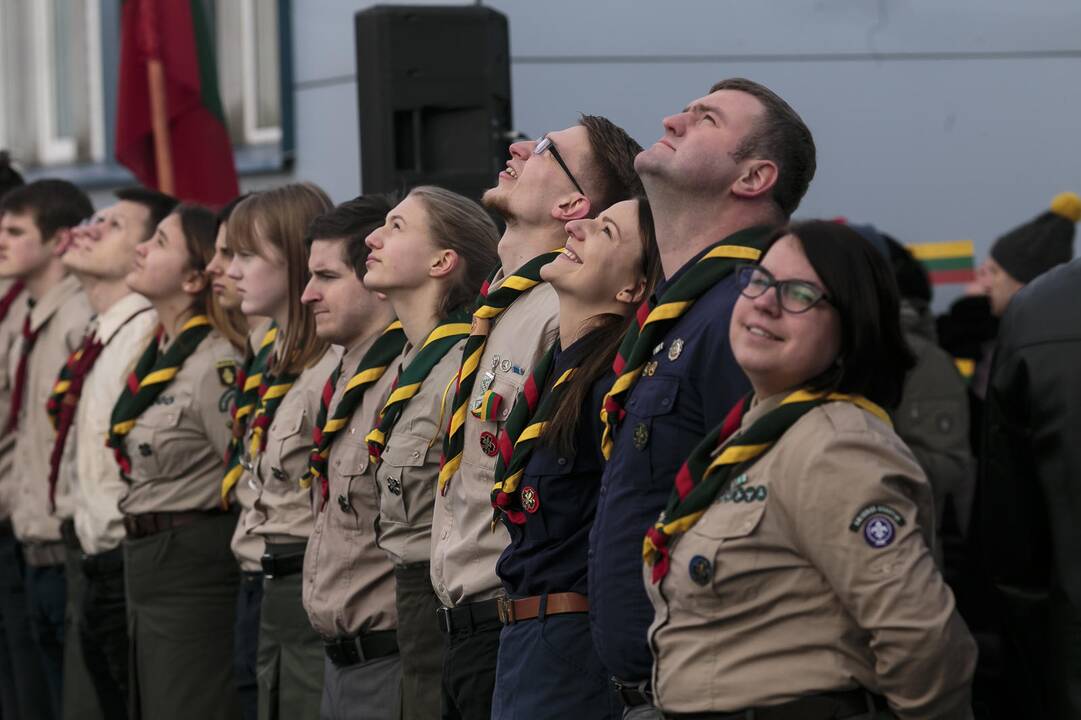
[354,5,512,202]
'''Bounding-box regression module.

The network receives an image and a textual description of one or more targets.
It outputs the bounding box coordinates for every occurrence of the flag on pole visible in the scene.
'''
[906,240,976,285]
[116,0,239,206]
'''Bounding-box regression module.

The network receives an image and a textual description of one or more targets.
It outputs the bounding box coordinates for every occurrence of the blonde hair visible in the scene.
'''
[227,183,334,373]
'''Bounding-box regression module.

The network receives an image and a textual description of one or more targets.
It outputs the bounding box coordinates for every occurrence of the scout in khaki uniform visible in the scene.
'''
[225,185,339,719]
[54,188,176,719]
[110,205,245,720]
[361,186,498,720]
[433,115,641,720]
[0,180,94,719]
[0,156,50,720]
[209,193,267,720]
[490,198,658,720]
[644,223,977,719]
[299,195,403,720]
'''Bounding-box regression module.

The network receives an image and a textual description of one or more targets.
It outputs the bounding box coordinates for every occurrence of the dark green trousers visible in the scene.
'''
[62,541,103,720]
[395,562,443,720]
[256,570,324,720]
[124,513,240,720]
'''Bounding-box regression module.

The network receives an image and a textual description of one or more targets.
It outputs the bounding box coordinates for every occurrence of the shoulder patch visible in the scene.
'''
[216,360,237,387]
[849,503,906,532]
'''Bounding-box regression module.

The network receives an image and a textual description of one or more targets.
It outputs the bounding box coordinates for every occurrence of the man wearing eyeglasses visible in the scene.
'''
[588,78,816,718]
[430,114,642,720]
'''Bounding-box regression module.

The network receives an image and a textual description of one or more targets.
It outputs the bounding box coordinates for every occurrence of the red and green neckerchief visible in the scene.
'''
[300,321,407,505]
[439,251,561,493]
[600,227,773,459]
[46,333,106,509]
[246,364,300,458]
[366,309,472,464]
[106,315,214,478]
[490,343,578,525]
[643,389,891,583]
[220,324,277,507]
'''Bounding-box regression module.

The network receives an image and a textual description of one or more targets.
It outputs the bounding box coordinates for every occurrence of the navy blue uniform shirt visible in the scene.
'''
[497,334,610,599]
[588,247,752,682]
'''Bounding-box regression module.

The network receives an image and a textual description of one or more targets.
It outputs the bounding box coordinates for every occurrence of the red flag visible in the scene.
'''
[116,0,239,206]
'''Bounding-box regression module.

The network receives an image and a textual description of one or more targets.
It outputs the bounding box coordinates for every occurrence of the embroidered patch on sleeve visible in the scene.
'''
[849,504,906,549]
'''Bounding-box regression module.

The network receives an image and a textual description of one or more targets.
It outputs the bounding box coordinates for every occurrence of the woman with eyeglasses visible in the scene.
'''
[642,221,977,719]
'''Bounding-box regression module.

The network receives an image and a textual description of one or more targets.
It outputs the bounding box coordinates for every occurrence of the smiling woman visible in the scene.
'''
[644,220,979,719]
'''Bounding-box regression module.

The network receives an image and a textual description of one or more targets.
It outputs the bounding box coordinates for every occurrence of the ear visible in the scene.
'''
[550,193,592,223]
[429,248,459,280]
[180,268,208,296]
[731,160,778,201]
[614,275,648,307]
[50,228,74,257]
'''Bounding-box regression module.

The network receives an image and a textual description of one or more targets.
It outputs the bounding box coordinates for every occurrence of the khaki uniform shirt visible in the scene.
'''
[70,294,157,554]
[10,275,91,544]
[646,397,978,719]
[303,336,399,638]
[374,338,464,567]
[231,320,274,572]
[430,276,558,606]
[244,347,340,545]
[0,282,28,521]
[117,329,241,515]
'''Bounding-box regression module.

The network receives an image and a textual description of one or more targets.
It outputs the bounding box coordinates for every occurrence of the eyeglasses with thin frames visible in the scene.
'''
[736,264,830,314]
[533,135,587,198]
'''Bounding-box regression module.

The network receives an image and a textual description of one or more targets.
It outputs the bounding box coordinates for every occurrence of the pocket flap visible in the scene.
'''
[380,432,430,468]
[626,376,679,419]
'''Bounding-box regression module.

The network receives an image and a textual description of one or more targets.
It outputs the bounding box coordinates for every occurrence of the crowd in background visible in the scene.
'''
[0,74,1077,720]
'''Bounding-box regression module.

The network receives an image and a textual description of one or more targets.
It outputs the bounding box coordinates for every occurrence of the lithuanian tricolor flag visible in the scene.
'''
[907,240,975,285]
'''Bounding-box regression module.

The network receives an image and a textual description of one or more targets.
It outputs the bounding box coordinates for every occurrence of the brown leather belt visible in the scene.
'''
[123,510,225,539]
[496,591,589,625]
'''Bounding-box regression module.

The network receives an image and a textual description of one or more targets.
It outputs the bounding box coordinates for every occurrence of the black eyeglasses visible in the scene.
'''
[736,265,830,314]
[533,135,587,197]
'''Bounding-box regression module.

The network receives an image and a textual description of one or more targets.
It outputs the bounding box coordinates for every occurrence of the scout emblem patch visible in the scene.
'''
[633,422,649,450]
[521,486,539,514]
[689,555,712,585]
[643,360,658,377]
[386,477,402,496]
[479,431,498,457]
[850,504,905,549]
[667,338,684,361]
[216,360,237,387]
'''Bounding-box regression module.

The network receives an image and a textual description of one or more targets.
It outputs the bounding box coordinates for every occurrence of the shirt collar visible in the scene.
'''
[29,274,83,333]
[95,293,153,345]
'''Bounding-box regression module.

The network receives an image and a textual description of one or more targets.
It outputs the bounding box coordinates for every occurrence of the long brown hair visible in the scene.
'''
[228,184,333,374]
[406,186,499,317]
[173,204,247,349]
[541,197,662,455]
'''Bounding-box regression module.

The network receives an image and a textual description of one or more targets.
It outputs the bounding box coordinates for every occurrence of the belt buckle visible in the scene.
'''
[496,596,515,625]
[436,606,453,634]
[260,553,276,579]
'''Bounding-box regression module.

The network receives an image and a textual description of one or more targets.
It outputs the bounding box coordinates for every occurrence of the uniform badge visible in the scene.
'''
[850,504,905,549]
[521,486,539,514]
[667,338,684,362]
[479,431,498,457]
[689,555,712,585]
[479,371,496,393]
[138,443,153,457]
[632,423,649,450]
[386,477,402,496]
[499,359,512,373]
[216,360,237,387]
[643,360,658,377]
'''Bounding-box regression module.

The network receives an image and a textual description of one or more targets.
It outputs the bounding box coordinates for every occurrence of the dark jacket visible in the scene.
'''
[982,258,1081,718]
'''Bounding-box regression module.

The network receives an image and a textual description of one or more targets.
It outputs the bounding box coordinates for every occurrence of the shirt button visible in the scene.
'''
[441,528,449,540]
[661,397,671,407]
[411,450,421,459]
[557,457,567,466]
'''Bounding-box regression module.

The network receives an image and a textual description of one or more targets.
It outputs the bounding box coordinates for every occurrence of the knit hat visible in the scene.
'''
[990,192,1080,283]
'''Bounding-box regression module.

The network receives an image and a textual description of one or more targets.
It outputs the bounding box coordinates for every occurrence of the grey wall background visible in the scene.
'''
[289,0,1080,308]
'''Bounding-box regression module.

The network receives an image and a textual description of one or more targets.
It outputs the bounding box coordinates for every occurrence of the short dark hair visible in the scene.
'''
[0,151,24,200]
[114,186,178,241]
[773,220,914,410]
[710,78,816,219]
[579,114,644,214]
[306,193,398,279]
[0,178,93,241]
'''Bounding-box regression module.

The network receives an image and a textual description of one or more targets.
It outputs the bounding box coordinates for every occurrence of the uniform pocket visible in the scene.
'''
[265,409,306,484]
[623,377,680,490]
[127,407,184,479]
[377,432,430,525]
[461,374,523,468]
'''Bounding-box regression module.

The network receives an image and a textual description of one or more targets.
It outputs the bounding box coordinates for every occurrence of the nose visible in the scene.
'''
[564,218,587,242]
[509,139,534,160]
[751,284,782,316]
[134,241,148,258]
[364,228,383,251]
[662,111,688,137]
[301,278,319,305]
[225,255,242,280]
